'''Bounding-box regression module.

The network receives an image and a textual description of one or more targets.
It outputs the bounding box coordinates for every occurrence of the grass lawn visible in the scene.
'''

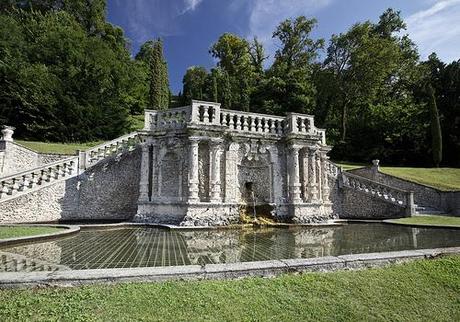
[0,256,459,321]
[336,161,460,191]
[16,140,102,155]
[388,215,460,228]
[0,226,63,240]
[380,167,460,191]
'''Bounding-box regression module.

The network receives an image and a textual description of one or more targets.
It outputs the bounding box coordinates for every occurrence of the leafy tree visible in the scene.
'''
[182,66,208,103]
[260,16,323,115]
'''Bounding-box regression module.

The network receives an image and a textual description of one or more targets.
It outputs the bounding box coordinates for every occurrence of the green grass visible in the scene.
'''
[16,140,102,155]
[380,167,460,191]
[388,215,460,228]
[334,161,367,171]
[0,256,459,321]
[0,226,63,239]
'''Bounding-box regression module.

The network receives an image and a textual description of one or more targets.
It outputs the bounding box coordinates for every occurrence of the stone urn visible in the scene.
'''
[1,126,15,142]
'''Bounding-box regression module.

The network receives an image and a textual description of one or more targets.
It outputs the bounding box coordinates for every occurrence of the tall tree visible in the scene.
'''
[182,66,208,103]
[137,39,170,109]
[261,16,323,115]
[427,84,442,167]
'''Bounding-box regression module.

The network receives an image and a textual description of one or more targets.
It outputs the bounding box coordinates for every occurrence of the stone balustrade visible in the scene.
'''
[144,101,326,143]
[342,172,414,210]
[220,109,286,134]
[0,156,79,202]
[325,160,341,178]
[80,132,140,169]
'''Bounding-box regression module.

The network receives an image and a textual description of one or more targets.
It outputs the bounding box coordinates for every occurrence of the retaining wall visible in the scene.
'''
[0,148,141,223]
[350,167,460,215]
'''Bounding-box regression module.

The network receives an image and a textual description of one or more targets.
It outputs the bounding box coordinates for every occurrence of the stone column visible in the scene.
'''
[210,139,224,203]
[138,143,150,203]
[224,142,239,203]
[316,153,323,201]
[289,145,302,203]
[268,145,283,204]
[188,138,200,203]
[321,154,330,201]
[150,143,159,201]
[302,149,309,202]
[308,148,319,202]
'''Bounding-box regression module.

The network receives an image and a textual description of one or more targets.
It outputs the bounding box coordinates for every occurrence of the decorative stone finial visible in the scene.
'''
[1,126,15,142]
[372,159,380,167]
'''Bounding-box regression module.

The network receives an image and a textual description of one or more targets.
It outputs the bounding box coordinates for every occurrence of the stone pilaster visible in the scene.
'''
[150,143,159,201]
[308,147,319,202]
[321,154,330,201]
[210,139,224,203]
[268,145,283,204]
[188,137,200,203]
[138,143,150,203]
[224,142,239,203]
[302,149,309,202]
[316,152,322,201]
[289,145,302,203]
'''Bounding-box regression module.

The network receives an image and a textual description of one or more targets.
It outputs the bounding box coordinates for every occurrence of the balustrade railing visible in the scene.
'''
[81,132,140,169]
[0,156,78,202]
[144,101,326,143]
[325,160,341,178]
[342,172,412,207]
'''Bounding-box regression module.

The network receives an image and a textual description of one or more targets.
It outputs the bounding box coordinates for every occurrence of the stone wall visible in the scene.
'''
[0,148,141,223]
[350,167,460,215]
[341,187,406,219]
[0,141,69,177]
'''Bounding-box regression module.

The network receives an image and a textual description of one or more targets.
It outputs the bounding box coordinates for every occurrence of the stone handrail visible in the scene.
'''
[220,108,286,135]
[342,172,414,211]
[144,101,327,144]
[80,132,140,169]
[0,156,79,202]
[325,160,341,178]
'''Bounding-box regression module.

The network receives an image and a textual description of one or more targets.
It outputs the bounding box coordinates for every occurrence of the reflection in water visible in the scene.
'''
[1,224,459,272]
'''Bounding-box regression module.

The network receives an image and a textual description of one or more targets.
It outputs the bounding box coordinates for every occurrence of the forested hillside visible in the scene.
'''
[0,2,458,166]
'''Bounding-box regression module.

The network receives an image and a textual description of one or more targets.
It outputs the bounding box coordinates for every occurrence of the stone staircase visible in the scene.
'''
[341,171,415,216]
[414,204,444,215]
[0,132,141,203]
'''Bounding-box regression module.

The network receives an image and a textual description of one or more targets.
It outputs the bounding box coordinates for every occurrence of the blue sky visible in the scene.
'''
[107,0,460,94]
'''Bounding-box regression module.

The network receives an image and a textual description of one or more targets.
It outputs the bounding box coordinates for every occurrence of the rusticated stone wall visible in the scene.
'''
[0,148,141,223]
[350,167,460,216]
[341,187,406,219]
[0,141,69,177]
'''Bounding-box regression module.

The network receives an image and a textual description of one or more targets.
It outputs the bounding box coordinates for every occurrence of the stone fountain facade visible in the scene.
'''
[134,100,338,226]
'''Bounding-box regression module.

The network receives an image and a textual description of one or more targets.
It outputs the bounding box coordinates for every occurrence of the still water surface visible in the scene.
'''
[1,223,459,272]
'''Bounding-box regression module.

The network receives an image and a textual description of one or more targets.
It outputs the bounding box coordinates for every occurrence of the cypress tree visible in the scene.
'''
[149,39,170,109]
[428,84,442,167]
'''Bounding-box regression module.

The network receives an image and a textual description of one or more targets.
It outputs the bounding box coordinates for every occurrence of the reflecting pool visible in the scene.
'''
[1,223,459,272]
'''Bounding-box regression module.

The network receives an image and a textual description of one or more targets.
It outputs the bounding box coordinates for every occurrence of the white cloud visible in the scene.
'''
[182,0,204,13]
[114,0,205,45]
[246,0,332,60]
[405,0,460,62]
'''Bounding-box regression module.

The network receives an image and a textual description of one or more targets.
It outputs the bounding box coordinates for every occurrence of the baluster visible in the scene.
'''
[242,116,249,131]
[249,117,255,132]
[228,113,234,128]
[9,178,18,195]
[236,115,242,130]
[18,175,27,192]
[299,117,306,132]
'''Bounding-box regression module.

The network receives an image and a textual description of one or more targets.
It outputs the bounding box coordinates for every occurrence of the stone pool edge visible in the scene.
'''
[0,246,459,289]
[0,224,80,247]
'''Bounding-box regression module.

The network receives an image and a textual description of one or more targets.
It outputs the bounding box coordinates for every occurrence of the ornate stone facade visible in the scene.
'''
[134,100,338,226]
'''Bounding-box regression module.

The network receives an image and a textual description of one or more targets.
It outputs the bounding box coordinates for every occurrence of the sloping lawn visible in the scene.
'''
[0,256,459,321]
[380,167,460,191]
[387,215,460,228]
[16,140,101,155]
[0,226,63,240]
